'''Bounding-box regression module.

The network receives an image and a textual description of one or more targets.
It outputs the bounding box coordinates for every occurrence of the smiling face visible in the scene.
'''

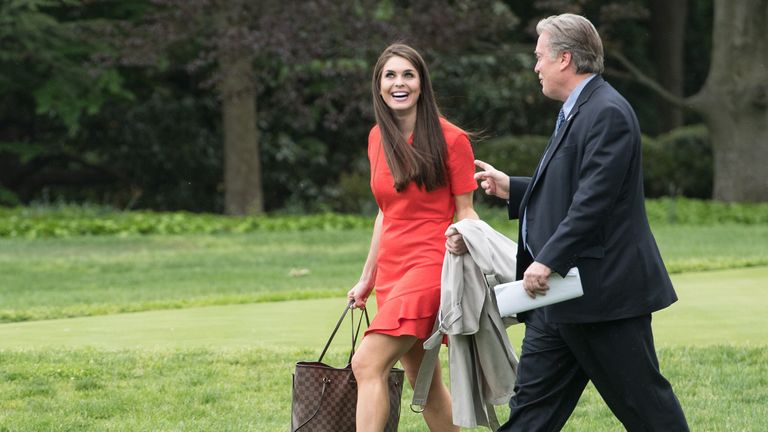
[534,32,568,101]
[379,55,421,115]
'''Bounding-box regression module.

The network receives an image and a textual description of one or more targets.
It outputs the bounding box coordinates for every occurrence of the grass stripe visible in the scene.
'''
[1,224,766,323]
[0,346,765,431]
[0,267,765,350]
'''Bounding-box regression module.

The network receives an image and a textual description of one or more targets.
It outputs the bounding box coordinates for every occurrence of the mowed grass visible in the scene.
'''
[0,231,366,322]
[0,223,767,322]
[0,267,766,430]
[0,267,765,350]
[0,346,765,431]
[0,222,766,430]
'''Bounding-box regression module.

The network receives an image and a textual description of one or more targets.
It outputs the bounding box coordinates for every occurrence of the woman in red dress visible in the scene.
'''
[347,43,479,432]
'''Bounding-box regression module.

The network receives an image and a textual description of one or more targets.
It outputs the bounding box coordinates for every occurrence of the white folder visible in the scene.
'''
[493,267,583,317]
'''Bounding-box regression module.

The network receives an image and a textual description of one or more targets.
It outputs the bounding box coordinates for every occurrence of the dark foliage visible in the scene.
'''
[1,0,720,212]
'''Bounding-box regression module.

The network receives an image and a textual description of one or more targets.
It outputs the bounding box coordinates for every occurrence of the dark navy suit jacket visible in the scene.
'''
[508,75,677,324]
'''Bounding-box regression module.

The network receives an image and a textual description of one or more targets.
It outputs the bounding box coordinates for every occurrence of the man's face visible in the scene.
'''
[534,32,566,101]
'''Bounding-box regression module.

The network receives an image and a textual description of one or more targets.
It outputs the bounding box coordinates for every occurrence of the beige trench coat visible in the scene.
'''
[420,219,519,429]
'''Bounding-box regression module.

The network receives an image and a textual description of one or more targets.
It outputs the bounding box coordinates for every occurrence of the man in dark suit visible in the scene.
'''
[471,13,689,431]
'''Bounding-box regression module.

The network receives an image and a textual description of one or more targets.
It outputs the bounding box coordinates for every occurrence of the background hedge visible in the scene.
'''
[2,197,767,239]
[469,124,712,207]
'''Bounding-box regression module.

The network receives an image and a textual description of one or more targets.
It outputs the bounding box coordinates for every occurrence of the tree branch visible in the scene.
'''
[603,66,635,82]
[608,48,694,110]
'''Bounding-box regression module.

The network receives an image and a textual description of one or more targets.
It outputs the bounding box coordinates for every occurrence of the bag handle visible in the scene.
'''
[293,303,370,431]
[318,301,370,364]
[348,305,370,364]
[292,377,331,431]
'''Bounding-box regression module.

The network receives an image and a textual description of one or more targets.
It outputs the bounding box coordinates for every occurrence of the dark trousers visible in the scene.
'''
[498,308,689,432]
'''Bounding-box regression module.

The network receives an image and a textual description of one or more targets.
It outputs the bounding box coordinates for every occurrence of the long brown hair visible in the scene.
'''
[372,43,447,192]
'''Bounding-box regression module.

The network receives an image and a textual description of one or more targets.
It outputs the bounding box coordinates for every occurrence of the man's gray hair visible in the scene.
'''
[536,14,604,74]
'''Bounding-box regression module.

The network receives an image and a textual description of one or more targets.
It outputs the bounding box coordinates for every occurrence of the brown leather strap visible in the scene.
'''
[292,377,331,431]
[318,301,370,364]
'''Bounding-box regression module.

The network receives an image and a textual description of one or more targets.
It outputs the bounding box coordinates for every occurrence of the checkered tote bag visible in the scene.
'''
[291,303,405,431]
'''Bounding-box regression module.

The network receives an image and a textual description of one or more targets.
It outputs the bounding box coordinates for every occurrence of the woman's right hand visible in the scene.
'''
[347,281,373,309]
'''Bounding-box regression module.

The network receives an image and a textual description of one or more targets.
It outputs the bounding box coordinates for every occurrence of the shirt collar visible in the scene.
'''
[561,74,596,120]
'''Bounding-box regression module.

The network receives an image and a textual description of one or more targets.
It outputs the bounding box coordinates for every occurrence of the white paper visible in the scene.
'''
[493,267,583,317]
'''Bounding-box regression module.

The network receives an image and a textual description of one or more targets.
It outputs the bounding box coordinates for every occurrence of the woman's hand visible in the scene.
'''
[347,281,373,309]
[446,231,469,255]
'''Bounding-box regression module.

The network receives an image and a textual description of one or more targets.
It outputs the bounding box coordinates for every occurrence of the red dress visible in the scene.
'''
[365,118,477,339]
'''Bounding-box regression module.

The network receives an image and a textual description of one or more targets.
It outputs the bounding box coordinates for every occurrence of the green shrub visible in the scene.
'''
[0,186,20,206]
[329,170,378,215]
[473,134,549,176]
[0,205,372,238]
[1,197,767,239]
[473,125,713,202]
[642,125,712,198]
[472,134,549,206]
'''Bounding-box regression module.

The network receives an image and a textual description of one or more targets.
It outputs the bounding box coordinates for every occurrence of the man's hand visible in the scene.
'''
[474,160,510,200]
[522,261,552,299]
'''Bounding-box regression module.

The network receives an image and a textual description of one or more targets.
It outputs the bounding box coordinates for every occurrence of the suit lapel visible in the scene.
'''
[518,76,606,214]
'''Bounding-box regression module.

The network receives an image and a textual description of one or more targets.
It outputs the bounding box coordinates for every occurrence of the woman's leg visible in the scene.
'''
[351,333,416,432]
[399,341,460,432]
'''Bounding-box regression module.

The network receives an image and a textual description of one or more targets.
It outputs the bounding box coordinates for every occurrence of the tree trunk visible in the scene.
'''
[650,0,687,132]
[706,115,768,202]
[219,54,264,215]
[691,0,768,202]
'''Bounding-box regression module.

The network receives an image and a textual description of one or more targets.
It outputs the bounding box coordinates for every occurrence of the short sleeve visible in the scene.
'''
[447,133,478,195]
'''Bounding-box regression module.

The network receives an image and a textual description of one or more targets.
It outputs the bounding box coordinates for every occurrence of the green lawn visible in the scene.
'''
[1,224,767,322]
[0,266,766,350]
[0,345,765,431]
[0,224,766,431]
[0,231,365,322]
[0,267,767,430]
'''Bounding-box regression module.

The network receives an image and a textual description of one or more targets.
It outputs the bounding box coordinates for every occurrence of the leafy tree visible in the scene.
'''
[510,0,765,202]
[613,0,768,202]
[0,0,131,204]
[122,0,521,213]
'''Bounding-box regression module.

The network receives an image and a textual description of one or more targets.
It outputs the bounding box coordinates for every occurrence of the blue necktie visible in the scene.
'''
[555,108,566,134]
